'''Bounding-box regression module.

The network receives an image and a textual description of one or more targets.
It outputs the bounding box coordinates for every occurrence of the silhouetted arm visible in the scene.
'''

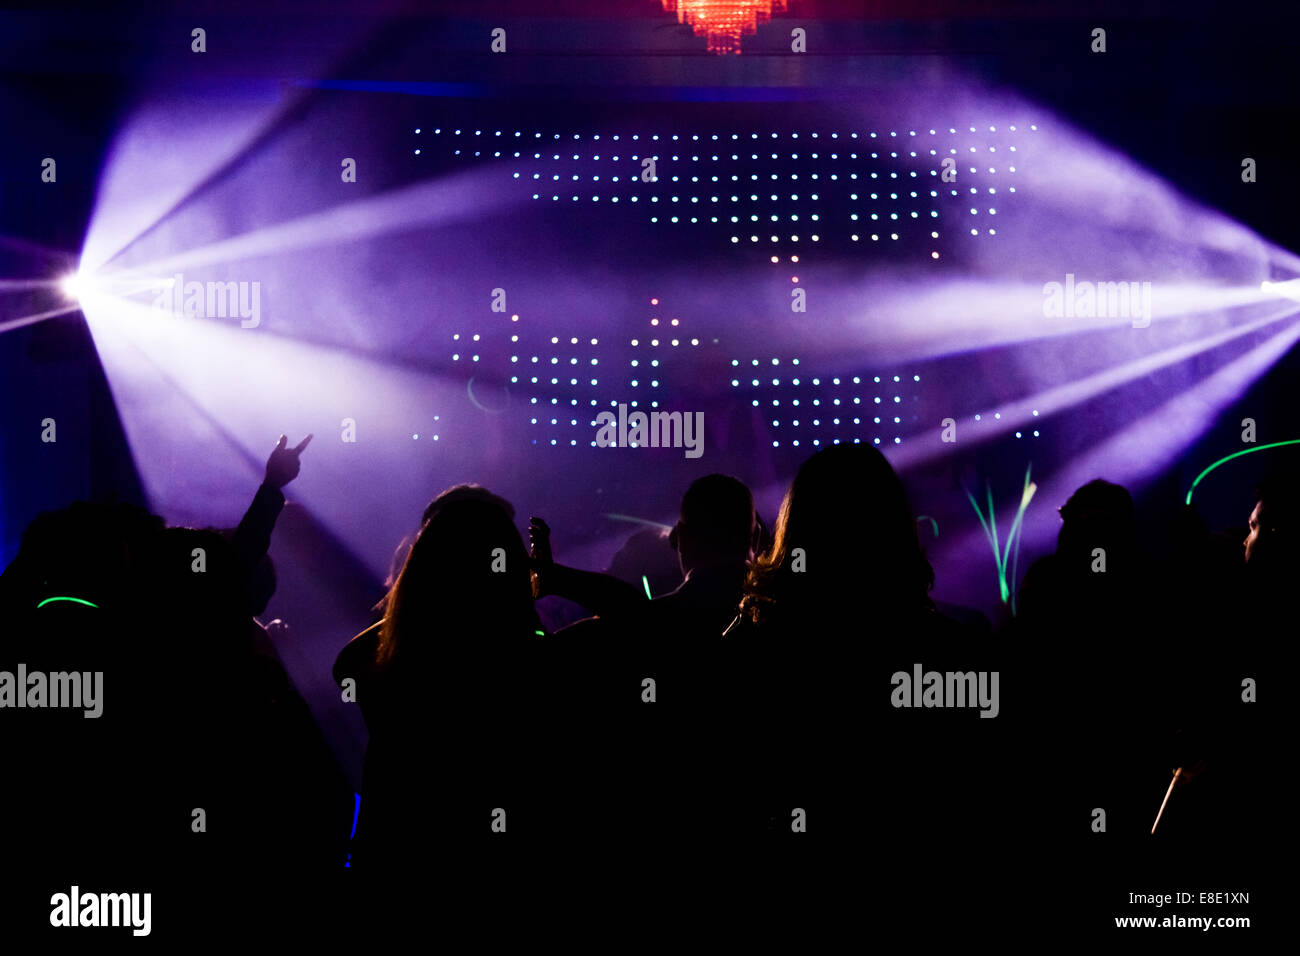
[529,515,644,617]
[543,563,644,617]
[231,434,312,572]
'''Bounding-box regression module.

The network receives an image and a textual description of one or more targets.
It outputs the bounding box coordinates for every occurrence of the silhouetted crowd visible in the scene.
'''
[0,436,1289,931]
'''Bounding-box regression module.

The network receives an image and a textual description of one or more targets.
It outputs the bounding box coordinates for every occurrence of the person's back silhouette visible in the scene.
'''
[724,445,975,838]
[334,485,547,868]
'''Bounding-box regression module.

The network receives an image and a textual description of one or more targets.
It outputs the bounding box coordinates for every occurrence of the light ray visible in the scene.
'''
[101,167,520,284]
[0,304,84,335]
[894,303,1300,471]
[937,314,1300,596]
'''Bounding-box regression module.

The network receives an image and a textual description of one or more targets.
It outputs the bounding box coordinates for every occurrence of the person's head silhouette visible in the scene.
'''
[670,474,756,576]
[378,484,538,669]
[1244,476,1297,574]
[1055,479,1136,574]
[743,444,933,626]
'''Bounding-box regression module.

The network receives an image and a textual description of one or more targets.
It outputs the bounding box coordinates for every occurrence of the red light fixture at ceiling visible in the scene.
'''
[661,1,789,55]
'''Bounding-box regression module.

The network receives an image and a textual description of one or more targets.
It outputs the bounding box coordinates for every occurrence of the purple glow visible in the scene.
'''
[44,69,1299,617]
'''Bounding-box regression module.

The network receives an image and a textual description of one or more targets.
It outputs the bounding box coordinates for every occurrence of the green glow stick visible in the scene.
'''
[1185,439,1300,505]
[36,596,99,609]
[1005,466,1037,616]
[963,483,1001,600]
[963,465,1036,614]
[987,484,1007,603]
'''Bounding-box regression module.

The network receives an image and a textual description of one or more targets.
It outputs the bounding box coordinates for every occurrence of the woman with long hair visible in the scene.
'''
[736,443,936,635]
[719,444,957,843]
[334,484,544,868]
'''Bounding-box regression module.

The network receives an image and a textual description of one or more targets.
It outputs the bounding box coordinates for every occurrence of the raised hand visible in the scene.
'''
[264,434,313,489]
[264,618,293,641]
[529,516,553,567]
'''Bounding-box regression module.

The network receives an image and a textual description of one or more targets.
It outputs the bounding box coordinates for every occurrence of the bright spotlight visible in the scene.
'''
[59,273,87,302]
[57,271,174,305]
[1261,278,1300,302]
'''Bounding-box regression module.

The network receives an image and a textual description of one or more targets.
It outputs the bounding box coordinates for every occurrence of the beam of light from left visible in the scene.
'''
[0,304,85,335]
[0,278,65,292]
[1,273,180,335]
[97,166,518,286]
[77,287,487,578]
[0,272,82,334]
